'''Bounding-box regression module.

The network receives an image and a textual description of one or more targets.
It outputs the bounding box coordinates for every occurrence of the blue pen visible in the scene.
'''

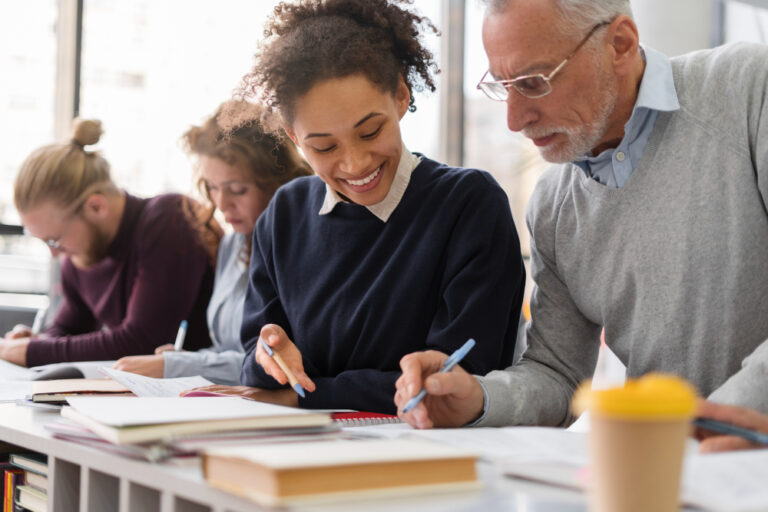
[402,338,476,414]
[259,337,306,398]
[693,417,768,446]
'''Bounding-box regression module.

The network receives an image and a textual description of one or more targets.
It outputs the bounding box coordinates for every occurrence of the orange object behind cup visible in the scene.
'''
[573,374,697,512]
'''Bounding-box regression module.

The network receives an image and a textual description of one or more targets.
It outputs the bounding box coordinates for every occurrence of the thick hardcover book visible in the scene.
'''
[31,378,131,404]
[203,438,480,505]
[14,484,46,512]
[9,454,47,477]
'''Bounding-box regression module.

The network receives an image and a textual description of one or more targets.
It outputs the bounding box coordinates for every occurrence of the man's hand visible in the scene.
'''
[154,344,176,354]
[255,324,316,392]
[0,337,30,366]
[113,355,165,378]
[181,385,299,408]
[395,350,485,429]
[696,399,768,453]
[4,324,31,340]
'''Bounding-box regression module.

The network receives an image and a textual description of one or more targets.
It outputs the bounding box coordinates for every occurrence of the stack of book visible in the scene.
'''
[2,453,47,512]
[60,396,333,445]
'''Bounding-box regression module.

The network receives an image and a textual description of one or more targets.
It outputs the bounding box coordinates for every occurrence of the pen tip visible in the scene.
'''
[293,383,305,398]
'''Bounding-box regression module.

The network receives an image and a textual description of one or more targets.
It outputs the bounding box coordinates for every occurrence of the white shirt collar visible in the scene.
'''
[318,143,421,222]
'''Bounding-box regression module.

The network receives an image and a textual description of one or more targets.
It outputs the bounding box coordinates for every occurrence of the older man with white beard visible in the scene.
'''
[395,0,768,428]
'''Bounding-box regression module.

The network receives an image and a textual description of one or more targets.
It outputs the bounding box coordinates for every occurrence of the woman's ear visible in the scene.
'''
[396,77,411,119]
[284,126,300,147]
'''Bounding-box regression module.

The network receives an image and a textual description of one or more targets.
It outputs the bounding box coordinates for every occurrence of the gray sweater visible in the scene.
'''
[478,42,768,427]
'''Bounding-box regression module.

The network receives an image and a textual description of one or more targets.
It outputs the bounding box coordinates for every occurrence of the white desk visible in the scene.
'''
[0,403,592,512]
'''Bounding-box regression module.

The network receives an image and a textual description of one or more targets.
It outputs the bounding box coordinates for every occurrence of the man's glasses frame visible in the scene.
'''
[477,20,612,101]
[23,199,87,250]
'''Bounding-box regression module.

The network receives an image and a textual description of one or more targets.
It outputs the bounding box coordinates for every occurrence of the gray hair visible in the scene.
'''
[484,0,633,38]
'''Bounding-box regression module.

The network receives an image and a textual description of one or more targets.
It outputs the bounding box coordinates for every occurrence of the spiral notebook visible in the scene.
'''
[330,411,401,426]
[181,391,401,427]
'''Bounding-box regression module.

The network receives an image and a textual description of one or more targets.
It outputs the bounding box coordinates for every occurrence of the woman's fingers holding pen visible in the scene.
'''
[255,324,316,392]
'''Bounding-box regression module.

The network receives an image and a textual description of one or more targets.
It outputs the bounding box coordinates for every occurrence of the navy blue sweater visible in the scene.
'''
[241,156,525,413]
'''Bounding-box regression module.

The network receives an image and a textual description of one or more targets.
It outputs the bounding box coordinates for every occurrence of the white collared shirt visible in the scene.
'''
[318,143,421,222]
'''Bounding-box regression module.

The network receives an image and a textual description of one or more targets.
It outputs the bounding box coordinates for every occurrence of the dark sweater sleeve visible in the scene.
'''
[25,202,212,365]
[421,172,525,376]
[240,207,291,387]
[42,261,99,338]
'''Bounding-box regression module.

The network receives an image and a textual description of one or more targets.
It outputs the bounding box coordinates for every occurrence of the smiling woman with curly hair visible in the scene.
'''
[193,0,526,414]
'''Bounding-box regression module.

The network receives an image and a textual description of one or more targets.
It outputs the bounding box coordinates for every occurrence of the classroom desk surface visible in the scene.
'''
[0,402,691,512]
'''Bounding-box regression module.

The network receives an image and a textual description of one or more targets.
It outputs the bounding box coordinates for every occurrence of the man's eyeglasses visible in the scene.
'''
[477,21,612,101]
[23,201,85,250]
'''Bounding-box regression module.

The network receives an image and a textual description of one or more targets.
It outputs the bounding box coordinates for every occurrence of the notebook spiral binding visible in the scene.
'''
[331,412,402,427]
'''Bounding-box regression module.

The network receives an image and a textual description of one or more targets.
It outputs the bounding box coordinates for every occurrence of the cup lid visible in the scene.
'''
[572,373,697,420]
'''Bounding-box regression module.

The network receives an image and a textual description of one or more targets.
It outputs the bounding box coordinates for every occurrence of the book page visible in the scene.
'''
[99,367,213,397]
[347,425,589,464]
[681,450,768,511]
[0,380,33,402]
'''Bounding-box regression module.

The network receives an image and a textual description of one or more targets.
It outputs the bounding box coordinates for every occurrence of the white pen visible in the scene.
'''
[173,320,188,351]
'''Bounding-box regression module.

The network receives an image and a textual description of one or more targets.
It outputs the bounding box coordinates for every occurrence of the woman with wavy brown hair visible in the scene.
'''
[113,100,311,383]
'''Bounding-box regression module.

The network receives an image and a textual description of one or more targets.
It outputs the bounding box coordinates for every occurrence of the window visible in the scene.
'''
[78,0,441,199]
[0,1,58,225]
[462,2,548,261]
[725,1,768,44]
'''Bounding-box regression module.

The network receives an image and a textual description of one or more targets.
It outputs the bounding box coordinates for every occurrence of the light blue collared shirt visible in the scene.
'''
[573,46,680,188]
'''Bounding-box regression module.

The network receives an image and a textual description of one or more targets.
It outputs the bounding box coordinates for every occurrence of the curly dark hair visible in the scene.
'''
[237,0,439,129]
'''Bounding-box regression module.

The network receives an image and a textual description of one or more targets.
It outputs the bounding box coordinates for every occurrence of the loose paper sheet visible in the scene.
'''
[99,367,213,397]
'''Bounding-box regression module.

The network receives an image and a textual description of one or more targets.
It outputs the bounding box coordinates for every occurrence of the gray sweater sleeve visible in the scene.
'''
[162,349,244,385]
[708,339,768,415]
[707,44,768,415]
[477,173,602,427]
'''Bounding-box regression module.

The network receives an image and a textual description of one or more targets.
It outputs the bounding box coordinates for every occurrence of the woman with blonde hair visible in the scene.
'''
[113,101,311,383]
[1,119,215,366]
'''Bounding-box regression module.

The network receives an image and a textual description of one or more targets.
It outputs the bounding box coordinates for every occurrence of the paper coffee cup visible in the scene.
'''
[573,374,696,512]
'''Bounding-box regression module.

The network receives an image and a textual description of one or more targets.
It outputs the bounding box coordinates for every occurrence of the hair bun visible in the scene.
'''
[71,118,104,147]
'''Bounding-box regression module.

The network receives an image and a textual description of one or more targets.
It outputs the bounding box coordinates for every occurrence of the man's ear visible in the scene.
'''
[80,193,108,219]
[607,15,640,77]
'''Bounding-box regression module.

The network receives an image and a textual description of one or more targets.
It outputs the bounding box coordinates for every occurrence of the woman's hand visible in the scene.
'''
[255,324,316,392]
[113,354,165,378]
